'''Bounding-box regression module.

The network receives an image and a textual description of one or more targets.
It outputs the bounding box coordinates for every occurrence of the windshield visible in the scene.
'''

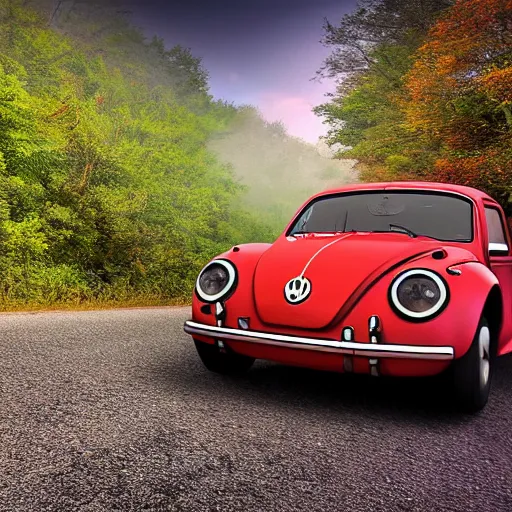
[288,191,473,242]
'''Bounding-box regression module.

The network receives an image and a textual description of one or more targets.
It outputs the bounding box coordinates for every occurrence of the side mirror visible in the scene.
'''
[489,242,509,256]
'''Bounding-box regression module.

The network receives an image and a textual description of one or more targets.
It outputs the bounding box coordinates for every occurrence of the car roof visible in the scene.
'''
[314,181,496,204]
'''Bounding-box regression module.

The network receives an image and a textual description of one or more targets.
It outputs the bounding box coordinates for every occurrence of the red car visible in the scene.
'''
[184,182,512,412]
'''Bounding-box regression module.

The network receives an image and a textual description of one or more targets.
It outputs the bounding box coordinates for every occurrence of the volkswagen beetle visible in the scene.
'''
[184,182,512,411]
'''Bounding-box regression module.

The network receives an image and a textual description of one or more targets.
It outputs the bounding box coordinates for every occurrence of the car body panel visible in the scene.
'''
[186,181,512,378]
[253,233,443,329]
[492,255,512,354]
[480,198,512,354]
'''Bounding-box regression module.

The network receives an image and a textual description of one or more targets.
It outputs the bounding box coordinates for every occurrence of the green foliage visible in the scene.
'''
[316,0,512,213]
[0,0,286,308]
[315,0,451,181]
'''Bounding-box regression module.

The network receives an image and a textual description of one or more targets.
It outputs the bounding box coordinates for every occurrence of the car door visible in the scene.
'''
[484,203,512,353]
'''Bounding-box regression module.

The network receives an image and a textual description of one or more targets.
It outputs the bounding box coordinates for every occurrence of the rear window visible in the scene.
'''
[288,191,473,242]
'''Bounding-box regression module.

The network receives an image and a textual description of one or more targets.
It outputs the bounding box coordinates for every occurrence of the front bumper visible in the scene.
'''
[183,320,454,361]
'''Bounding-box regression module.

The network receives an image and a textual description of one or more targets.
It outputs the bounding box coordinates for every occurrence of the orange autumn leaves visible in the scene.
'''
[406,0,512,132]
[403,0,512,203]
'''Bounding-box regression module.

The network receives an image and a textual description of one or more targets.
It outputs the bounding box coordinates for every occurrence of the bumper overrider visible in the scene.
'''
[183,320,454,361]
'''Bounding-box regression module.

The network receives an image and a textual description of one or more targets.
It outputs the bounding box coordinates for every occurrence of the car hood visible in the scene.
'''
[252,233,444,330]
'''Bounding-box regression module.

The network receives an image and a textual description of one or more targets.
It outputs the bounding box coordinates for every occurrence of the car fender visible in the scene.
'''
[339,255,500,360]
[191,243,271,332]
[442,261,502,356]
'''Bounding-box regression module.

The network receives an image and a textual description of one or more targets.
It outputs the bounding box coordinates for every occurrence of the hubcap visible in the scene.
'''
[478,325,491,388]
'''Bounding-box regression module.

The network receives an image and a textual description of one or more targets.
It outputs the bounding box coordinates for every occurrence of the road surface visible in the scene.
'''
[0,307,511,511]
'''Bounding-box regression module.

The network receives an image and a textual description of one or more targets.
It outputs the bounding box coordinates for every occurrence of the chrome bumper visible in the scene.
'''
[183,320,454,361]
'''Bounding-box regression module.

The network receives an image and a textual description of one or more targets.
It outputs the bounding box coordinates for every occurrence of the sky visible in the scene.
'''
[127,0,358,144]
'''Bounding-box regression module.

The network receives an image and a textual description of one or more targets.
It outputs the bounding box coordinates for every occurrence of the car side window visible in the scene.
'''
[485,207,508,246]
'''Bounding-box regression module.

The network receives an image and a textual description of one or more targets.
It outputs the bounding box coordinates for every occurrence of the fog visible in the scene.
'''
[26,1,359,232]
[209,106,357,229]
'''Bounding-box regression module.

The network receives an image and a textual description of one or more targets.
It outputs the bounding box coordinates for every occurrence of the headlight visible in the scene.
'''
[195,259,237,302]
[389,269,449,321]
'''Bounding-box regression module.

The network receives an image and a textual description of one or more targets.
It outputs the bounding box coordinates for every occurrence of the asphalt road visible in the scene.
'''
[1,307,511,512]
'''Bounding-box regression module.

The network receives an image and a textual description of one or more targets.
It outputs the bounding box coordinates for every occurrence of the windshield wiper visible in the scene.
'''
[371,224,418,238]
[371,226,441,241]
[388,225,443,241]
[388,224,418,238]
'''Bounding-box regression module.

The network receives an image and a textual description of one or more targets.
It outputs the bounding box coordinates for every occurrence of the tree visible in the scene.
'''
[315,0,512,213]
[314,0,452,181]
[0,0,279,307]
[403,0,512,209]
[317,0,453,90]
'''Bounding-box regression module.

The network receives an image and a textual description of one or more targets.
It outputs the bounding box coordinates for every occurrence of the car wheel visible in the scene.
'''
[193,339,255,375]
[452,316,494,412]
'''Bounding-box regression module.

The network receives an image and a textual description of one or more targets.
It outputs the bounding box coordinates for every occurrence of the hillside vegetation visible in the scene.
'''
[0,0,354,309]
[316,0,512,214]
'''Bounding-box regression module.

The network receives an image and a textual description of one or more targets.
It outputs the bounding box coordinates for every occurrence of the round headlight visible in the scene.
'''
[195,260,237,302]
[389,269,448,320]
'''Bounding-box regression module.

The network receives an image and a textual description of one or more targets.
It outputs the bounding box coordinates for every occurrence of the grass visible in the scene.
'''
[0,296,192,314]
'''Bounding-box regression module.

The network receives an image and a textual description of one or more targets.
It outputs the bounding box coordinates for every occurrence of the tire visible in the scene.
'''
[451,316,494,412]
[193,338,255,375]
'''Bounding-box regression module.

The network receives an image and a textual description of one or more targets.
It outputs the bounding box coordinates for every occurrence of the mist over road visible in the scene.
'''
[1,308,511,511]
